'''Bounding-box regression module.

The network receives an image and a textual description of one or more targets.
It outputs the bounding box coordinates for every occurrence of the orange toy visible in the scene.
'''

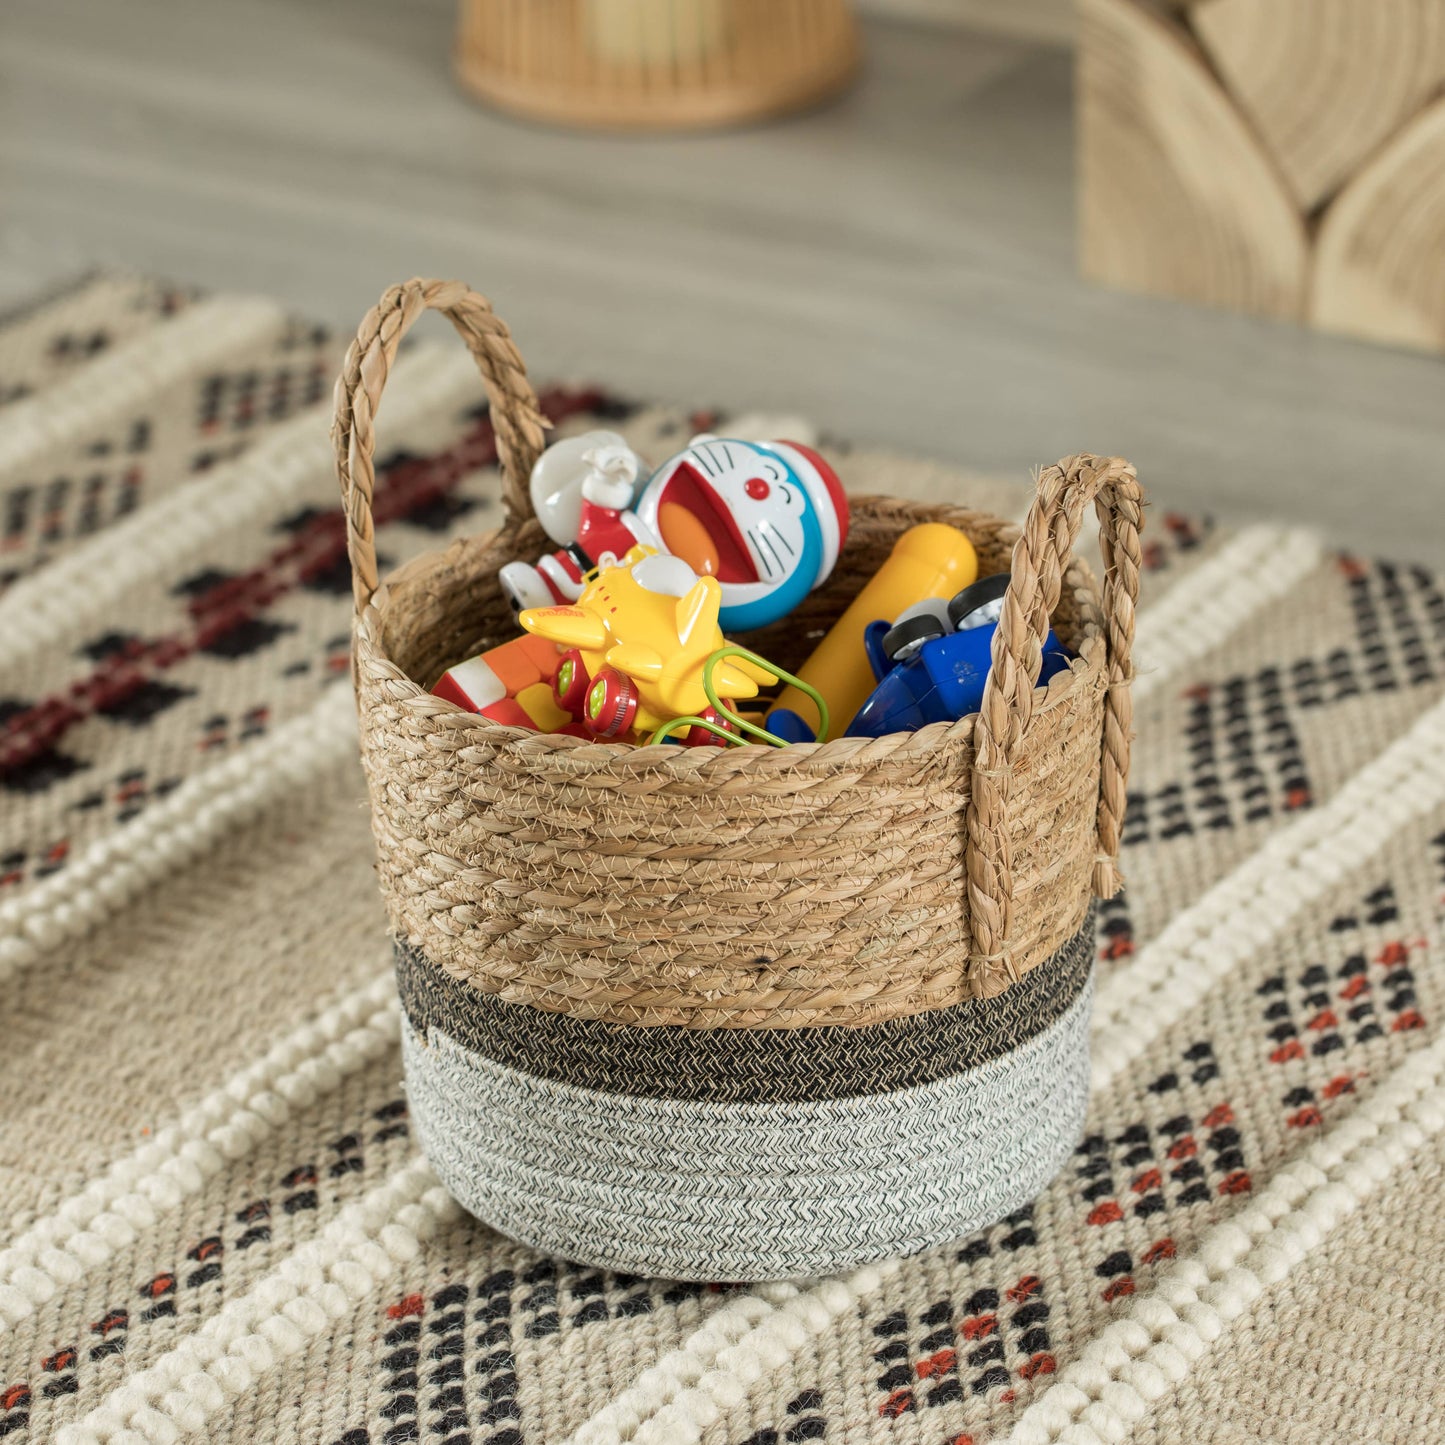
[432,632,578,732]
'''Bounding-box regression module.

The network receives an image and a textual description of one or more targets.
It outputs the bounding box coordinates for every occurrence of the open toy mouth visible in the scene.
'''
[655,462,759,583]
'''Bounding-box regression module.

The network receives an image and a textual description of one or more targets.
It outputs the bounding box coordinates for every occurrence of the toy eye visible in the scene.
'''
[746,477,771,500]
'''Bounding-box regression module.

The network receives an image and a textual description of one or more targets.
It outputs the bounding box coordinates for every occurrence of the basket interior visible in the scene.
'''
[379,497,1096,717]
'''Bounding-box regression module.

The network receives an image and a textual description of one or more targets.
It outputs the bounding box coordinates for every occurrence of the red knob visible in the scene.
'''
[552,649,591,715]
[685,704,736,747]
[583,667,637,738]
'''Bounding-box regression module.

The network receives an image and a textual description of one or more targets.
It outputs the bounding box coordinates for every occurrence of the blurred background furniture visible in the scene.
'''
[1078,0,1445,354]
[455,0,860,129]
[4,0,1443,564]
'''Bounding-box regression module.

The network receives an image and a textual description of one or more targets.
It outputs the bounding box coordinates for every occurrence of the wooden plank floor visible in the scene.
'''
[2,0,1441,561]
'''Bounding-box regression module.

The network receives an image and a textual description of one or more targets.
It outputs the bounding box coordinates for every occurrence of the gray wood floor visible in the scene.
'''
[3,0,1441,562]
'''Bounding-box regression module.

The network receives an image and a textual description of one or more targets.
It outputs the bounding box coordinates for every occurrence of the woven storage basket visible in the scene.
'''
[335,279,1143,1282]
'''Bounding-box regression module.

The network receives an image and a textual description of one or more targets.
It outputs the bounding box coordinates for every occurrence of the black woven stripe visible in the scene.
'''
[396,906,1094,1104]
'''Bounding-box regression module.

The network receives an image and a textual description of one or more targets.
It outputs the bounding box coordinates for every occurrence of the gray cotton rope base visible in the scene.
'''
[401,925,1095,1281]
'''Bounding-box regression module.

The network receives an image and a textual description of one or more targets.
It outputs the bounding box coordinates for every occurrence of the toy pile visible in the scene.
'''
[433,430,1070,745]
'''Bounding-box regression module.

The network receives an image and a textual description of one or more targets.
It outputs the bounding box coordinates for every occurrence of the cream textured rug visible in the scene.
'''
[1,274,1442,1445]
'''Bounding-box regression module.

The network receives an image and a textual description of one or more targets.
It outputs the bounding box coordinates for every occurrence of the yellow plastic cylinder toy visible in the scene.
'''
[767,523,979,738]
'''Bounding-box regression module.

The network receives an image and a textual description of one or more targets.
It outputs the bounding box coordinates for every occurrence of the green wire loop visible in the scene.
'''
[650,645,829,747]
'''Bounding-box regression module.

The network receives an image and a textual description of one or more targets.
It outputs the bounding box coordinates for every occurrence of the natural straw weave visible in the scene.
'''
[333,278,1143,1025]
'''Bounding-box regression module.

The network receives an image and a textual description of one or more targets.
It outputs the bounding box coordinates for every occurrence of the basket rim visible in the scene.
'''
[354,500,1110,775]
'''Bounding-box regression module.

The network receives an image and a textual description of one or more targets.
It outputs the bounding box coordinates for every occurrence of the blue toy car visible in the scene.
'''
[846,574,1071,737]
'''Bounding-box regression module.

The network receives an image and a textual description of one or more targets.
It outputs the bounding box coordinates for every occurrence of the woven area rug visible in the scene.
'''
[1,275,1443,1445]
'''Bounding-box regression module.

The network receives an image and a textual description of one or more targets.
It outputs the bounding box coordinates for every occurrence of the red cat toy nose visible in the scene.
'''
[745,477,771,500]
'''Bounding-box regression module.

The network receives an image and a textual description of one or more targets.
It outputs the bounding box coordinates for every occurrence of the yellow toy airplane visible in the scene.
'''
[519,545,774,739]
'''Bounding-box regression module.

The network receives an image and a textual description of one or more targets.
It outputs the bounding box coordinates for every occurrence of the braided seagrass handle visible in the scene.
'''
[332,278,550,614]
[966,454,1143,995]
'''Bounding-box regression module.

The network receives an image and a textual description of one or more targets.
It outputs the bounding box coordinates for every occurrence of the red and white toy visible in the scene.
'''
[499,432,653,611]
[499,429,849,633]
[431,631,582,734]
